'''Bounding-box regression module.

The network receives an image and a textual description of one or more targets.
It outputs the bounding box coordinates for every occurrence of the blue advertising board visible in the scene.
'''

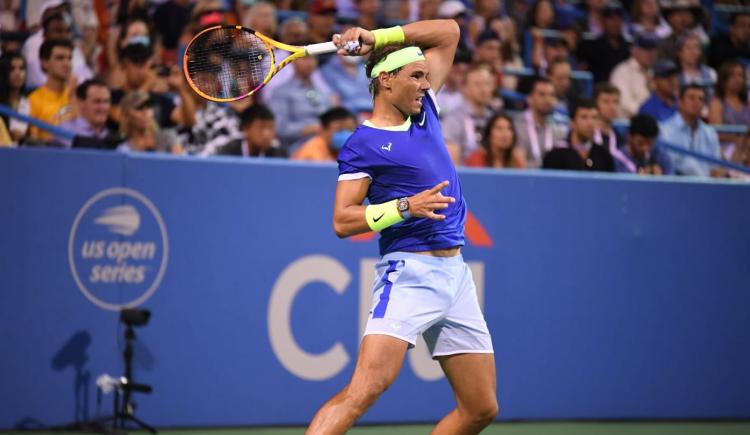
[1,148,749,428]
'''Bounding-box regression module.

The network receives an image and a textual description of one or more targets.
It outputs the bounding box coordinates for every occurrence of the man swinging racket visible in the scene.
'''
[306,20,498,435]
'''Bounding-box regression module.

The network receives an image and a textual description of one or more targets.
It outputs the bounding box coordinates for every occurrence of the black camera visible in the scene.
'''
[120,308,151,327]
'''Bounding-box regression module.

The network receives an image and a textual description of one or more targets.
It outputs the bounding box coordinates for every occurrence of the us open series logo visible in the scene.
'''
[68,188,168,311]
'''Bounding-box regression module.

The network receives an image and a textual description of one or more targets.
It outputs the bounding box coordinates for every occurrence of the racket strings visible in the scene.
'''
[186,27,272,100]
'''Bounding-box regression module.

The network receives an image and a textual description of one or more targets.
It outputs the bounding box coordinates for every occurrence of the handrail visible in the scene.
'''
[0,104,75,141]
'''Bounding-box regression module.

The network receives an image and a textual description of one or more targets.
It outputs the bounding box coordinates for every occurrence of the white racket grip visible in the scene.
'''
[305,41,339,56]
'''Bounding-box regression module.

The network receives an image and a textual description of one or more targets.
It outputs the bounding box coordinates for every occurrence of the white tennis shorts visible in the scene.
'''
[363,251,494,358]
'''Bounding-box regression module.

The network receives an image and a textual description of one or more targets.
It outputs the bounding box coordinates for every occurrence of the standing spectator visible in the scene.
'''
[708,11,750,71]
[628,0,672,39]
[514,77,567,168]
[271,55,335,151]
[320,54,372,115]
[54,78,112,148]
[656,0,707,62]
[639,59,679,122]
[578,2,630,84]
[106,17,154,89]
[676,32,716,101]
[117,90,182,154]
[442,64,498,161]
[610,32,658,117]
[543,98,615,171]
[465,113,527,169]
[0,52,30,144]
[709,61,750,152]
[594,83,625,151]
[152,0,191,65]
[614,114,673,174]
[292,107,357,161]
[217,104,286,158]
[28,38,76,143]
[659,84,722,177]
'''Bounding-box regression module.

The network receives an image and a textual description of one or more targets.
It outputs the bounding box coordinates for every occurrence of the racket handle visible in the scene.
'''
[305,41,339,56]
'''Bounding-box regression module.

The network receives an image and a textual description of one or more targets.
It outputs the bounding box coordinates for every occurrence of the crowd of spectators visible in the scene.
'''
[0,0,748,179]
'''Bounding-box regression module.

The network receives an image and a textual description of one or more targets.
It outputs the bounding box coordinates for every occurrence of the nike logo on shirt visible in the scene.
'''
[417,112,426,127]
[381,142,392,151]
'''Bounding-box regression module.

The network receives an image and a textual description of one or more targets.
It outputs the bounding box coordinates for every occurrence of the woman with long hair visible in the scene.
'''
[0,52,29,144]
[709,61,750,153]
[465,113,526,168]
[676,32,716,101]
[628,0,672,39]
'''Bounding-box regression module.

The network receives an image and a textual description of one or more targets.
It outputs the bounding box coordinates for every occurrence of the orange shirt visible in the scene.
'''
[291,135,336,161]
[28,85,74,142]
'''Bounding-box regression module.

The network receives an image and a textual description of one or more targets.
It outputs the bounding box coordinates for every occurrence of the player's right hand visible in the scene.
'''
[333,27,374,56]
[408,181,455,221]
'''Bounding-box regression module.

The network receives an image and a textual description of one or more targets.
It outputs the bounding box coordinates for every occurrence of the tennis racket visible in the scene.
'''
[183,25,357,102]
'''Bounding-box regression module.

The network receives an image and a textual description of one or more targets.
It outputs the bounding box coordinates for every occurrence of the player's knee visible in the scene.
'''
[466,399,499,427]
[349,379,390,409]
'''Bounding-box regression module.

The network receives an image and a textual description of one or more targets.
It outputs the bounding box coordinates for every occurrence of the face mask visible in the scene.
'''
[127,35,151,47]
[331,129,354,150]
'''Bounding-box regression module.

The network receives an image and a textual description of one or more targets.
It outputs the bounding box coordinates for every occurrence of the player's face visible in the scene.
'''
[393,61,431,116]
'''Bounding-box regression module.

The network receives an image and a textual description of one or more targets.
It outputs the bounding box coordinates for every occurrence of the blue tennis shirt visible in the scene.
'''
[337,90,467,256]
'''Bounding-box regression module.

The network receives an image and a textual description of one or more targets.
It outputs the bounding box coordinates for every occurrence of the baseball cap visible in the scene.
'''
[653,59,679,77]
[438,0,468,18]
[309,0,337,15]
[633,33,659,49]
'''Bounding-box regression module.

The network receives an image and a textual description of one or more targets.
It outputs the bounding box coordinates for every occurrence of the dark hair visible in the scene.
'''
[679,83,706,99]
[76,78,110,100]
[729,11,750,26]
[240,104,274,129]
[119,42,154,64]
[715,61,748,104]
[594,82,621,100]
[481,113,518,167]
[42,12,68,34]
[530,76,553,94]
[365,42,413,97]
[39,38,73,61]
[569,97,597,118]
[0,52,26,105]
[320,107,355,128]
[527,0,556,28]
[546,57,570,76]
[629,114,659,138]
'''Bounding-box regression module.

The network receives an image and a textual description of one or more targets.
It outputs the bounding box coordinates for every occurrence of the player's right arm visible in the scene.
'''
[332,179,456,239]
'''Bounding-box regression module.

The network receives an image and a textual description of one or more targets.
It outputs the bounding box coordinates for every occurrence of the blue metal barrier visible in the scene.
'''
[0,103,75,141]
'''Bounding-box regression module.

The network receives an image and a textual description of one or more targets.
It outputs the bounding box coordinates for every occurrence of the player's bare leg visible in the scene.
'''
[431,353,498,435]
[306,334,409,435]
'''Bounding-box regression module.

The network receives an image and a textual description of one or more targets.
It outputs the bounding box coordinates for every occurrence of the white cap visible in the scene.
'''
[438,0,467,18]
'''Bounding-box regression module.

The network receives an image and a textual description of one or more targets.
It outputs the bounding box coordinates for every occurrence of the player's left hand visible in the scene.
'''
[333,27,374,56]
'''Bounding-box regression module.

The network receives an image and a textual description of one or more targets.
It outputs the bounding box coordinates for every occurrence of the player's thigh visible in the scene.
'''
[349,334,410,396]
[438,353,498,412]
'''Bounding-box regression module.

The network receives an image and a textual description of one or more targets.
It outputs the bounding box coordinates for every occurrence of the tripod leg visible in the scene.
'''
[123,414,157,434]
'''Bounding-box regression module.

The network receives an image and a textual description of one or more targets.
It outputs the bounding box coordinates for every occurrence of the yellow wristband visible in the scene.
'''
[365,199,404,232]
[372,26,405,50]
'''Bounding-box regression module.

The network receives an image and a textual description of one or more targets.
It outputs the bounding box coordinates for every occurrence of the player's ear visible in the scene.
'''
[379,72,393,92]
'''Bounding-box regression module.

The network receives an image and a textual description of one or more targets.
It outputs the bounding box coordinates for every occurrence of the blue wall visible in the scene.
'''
[1,148,749,429]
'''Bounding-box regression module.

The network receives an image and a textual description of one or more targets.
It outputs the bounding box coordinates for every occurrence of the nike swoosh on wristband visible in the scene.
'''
[373,213,385,222]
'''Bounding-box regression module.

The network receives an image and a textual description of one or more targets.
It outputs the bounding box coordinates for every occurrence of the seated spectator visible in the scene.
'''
[676,33,716,101]
[614,114,673,175]
[153,0,191,66]
[54,78,112,148]
[547,57,573,118]
[241,1,278,38]
[354,0,385,31]
[23,2,93,89]
[28,38,76,143]
[217,104,286,158]
[639,59,679,122]
[527,0,557,69]
[307,0,338,45]
[514,77,567,168]
[577,2,630,84]
[106,17,157,89]
[610,32,658,118]
[708,11,750,70]
[0,52,30,144]
[270,55,336,151]
[628,0,672,39]
[473,29,504,89]
[442,64,498,161]
[728,132,750,180]
[657,0,708,62]
[709,61,750,153]
[465,113,526,169]
[292,107,357,161]
[117,90,182,154]
[0,118,11,146]
[436,52,471,118]
[659,84,722,177]
[319,53,372,115]
[594,83,625,151]
[543,98,614,171]
[580,0,608,38]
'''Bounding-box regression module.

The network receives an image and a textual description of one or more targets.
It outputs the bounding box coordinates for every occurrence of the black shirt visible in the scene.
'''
[543,140,615,172]
[578,36,631,84]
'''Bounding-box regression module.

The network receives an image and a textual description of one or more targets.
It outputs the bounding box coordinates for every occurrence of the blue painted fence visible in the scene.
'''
[1,148,749,429]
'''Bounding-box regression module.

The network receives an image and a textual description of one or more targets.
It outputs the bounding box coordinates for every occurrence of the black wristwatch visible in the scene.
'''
[397,197,411,219]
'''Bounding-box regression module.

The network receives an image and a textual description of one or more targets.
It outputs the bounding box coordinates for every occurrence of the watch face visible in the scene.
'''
[398,199,408,211]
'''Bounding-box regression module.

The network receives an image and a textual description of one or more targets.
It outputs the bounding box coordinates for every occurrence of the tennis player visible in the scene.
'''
[306,20,497,435]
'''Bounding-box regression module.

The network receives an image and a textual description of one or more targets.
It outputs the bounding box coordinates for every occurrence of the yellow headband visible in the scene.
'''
[369,46,425,78]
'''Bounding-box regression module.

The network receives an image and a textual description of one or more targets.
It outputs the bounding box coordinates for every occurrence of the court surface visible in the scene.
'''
[7,421,750,435]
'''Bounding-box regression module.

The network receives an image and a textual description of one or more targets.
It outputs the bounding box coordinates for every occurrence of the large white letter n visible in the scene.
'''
[268,255,351,381]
